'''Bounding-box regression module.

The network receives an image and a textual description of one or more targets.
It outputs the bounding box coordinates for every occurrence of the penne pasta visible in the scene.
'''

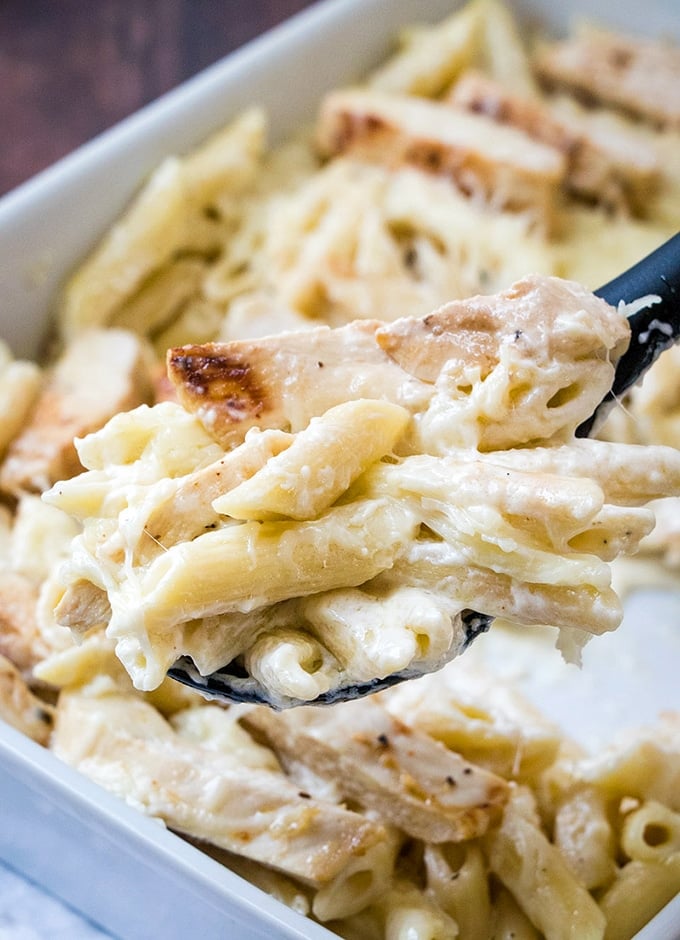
[423,843,491,940]
[2,3,680,938]
[597,854,680,940]
[553,787,617,890]
[620,800,680,862]
[485,785,606,940]
[214,399,410,521]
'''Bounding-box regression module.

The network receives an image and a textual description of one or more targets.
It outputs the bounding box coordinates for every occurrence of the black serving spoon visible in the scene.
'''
[169,233,680,708]
[578,231,680,438]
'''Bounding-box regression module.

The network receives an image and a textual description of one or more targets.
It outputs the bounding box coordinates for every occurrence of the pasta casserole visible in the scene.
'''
[42,274,680,706]
[0,0,679,937]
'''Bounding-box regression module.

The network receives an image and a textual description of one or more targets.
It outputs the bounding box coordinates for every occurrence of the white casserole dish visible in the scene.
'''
[0,0,679,937]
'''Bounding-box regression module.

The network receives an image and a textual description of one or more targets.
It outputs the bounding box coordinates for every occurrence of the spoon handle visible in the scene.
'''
[577,231,680,437]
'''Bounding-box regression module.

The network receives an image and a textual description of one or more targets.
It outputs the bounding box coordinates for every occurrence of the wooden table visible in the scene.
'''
[0,5,330,936]
[0,0,317,196]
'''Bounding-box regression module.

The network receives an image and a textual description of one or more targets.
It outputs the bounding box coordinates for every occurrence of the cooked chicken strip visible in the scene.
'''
[168,274,629,454]
[0,571,48,673]
[383,660,561,781]
[315,89,566,228]
[52,691,387,886]
[534,28,680,129]
[53,580,112,637]
[449,70,659,214]
[167,318,432,450]
[0,342,42,459]
[0,654,53,745]
[0,329,154,496]
[242,696,508,842]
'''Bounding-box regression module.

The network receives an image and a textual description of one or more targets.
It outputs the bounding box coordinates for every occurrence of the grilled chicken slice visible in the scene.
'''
[242,696,508,842]
[0,571,48,673]
[168,274,629,454]
[382,661,561,780]
[52,691,387,887]
[534,28,680,129]
[0,342,42,459]
[0,329,154,496]
[167,318,432,450]
[449,70,659,214]
[0,654,53,745]
[315,88,566,228]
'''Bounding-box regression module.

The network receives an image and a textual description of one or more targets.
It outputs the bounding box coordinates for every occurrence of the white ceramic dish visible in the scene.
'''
[0,0,679,937]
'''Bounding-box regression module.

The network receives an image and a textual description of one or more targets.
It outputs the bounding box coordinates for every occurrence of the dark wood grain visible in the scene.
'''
[0,0,318,196]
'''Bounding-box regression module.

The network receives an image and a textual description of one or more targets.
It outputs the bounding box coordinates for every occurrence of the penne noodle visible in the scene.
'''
[597,854,680,940]
[214,399,410,521]
[3,5,680,938]
[424,843,491,940]
[553,787,617,890]
[485,786,606,940]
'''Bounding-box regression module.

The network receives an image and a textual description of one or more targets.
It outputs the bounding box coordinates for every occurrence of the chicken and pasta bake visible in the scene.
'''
[1,1,680,937]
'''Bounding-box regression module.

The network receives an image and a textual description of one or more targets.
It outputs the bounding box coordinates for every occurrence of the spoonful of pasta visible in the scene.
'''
[46,233,680,708]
